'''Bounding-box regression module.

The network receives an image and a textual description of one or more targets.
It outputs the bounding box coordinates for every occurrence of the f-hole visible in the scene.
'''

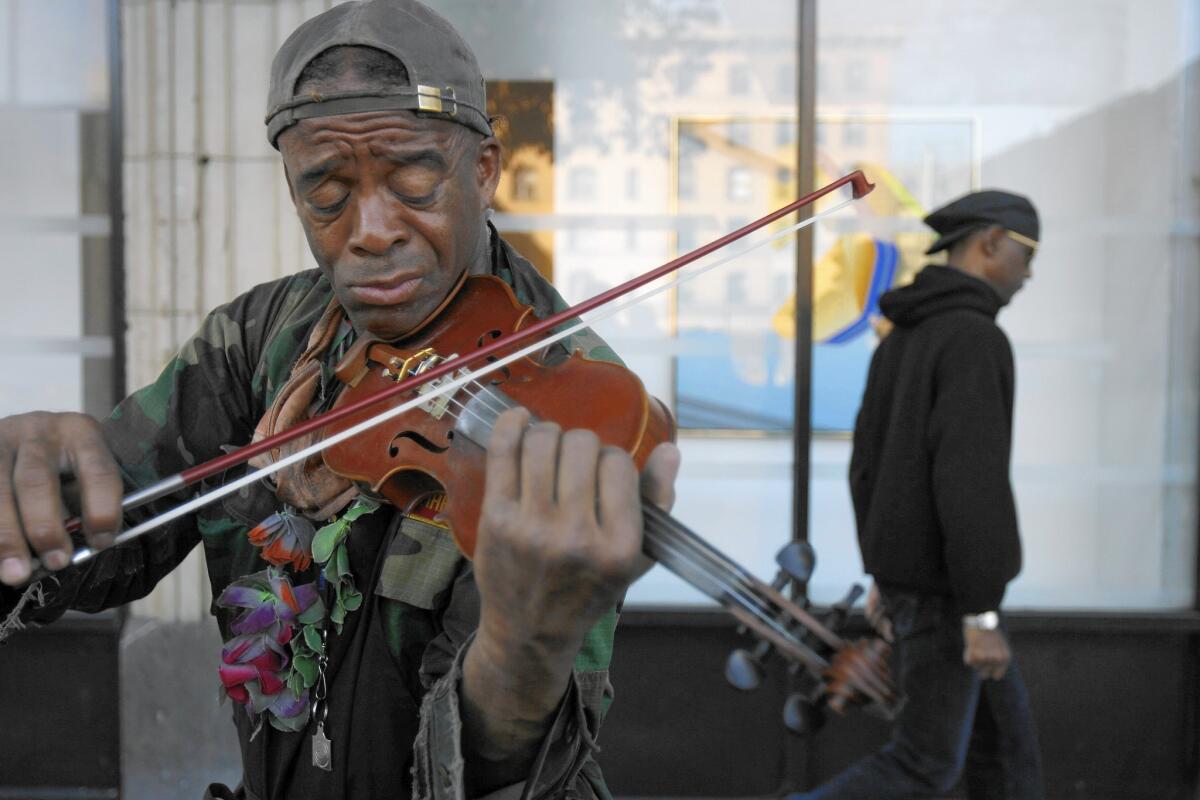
[388,430,451,457]
[477,329,510,385]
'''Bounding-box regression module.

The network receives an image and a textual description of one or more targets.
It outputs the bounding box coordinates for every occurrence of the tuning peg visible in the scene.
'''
[783,693,826,737]
[825,583,865,632]
[725,645,768,691]
[835,583,865,610]
[774,541,817,585]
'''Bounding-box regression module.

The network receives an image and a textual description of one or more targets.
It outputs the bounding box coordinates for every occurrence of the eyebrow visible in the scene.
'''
[378,149,450,172]
[296,156,346,190]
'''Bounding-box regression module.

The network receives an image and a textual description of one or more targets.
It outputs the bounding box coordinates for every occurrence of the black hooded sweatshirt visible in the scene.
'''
[849,265,1022,613]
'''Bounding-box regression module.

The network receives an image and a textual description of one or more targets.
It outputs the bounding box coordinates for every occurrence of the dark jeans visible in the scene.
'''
[791,591,1044,800]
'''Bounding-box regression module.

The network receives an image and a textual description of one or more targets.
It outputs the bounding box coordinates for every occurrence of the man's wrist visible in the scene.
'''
[962,610,1001,631]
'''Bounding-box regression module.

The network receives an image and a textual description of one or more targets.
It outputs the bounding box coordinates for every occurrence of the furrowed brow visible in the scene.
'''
[380,149,450,172]
[296,156,345,190]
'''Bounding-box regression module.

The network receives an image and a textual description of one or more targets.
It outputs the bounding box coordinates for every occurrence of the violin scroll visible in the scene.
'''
[823,636,895,716]
[724,542,902,733]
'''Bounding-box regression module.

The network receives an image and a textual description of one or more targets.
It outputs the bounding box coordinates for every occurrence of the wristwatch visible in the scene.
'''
[962,610,1001,631]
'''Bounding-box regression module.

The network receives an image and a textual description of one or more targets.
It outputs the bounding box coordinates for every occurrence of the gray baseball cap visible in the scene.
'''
[265,0,493,148]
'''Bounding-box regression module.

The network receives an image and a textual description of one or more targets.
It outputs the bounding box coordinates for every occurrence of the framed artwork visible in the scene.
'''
[671,115,977,432]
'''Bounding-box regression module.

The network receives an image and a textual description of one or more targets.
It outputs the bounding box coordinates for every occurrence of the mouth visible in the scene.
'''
[347,273,424,307]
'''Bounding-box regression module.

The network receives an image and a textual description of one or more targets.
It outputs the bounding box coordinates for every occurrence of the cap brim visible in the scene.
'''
[924,226,978,255]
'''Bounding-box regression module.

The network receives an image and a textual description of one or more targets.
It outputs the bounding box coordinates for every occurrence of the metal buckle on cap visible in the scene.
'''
[415,85,457,116]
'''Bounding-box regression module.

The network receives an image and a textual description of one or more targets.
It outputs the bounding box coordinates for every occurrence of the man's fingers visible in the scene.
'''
[65,419,124,548]
[483,407,530,510]
[12,439,71,570]
[519,421,561,515]
[556,429,600,527]
[0,445,32,585]
[639,442,680,512]
[596,446,645,574]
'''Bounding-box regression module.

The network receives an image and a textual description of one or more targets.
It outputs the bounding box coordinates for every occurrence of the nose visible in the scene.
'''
[348,188,408,257]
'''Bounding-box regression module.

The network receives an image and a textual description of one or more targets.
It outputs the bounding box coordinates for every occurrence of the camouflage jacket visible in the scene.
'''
[1,228,620,800]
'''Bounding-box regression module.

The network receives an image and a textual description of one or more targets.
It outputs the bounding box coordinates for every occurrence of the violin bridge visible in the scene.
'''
[416,362,466,420]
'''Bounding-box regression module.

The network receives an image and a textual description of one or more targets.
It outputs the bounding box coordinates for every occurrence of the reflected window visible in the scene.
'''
[776,120,795,147]
[728,63,751,94]
[728,121,752,147]
[726,272,747,304]
[513,166,538,202]
[567,166,595,202]
[726,166,752,201]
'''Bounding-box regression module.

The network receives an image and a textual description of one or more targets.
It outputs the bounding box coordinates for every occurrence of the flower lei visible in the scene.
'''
[216,497,379,734]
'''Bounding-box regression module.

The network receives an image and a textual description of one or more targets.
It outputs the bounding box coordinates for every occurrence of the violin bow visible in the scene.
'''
[50,170,874,569]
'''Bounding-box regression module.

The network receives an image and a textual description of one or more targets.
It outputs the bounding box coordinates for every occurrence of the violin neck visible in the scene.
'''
[639,501,834,672]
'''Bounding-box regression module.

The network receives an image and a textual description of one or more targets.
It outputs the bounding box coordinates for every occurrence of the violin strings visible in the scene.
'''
[437,378,771,602]
[432,378,814,653]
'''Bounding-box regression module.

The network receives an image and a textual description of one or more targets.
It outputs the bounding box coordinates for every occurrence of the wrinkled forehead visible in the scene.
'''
[279,110,467,162]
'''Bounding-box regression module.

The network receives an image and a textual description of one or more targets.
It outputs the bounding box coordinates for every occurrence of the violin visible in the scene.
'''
[319,273,900,721]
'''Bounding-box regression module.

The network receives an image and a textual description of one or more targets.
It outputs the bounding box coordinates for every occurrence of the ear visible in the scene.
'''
[979,225,1006,257]
[475,136,503,211]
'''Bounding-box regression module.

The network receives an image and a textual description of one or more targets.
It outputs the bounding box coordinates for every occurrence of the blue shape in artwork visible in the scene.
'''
[825,239,898,344]
[675,238,895,431]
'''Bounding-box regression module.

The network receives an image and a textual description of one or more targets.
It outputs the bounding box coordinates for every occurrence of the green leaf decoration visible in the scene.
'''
[336,543,351,578]
[287,671,304,696]
[342,497,380,523]
[311,518,349,565]
[322,557,339,585]
[293,654,319,688]
[302,497,378,642]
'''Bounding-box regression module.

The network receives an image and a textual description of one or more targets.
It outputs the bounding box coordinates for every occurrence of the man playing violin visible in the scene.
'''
[0,2,679,798]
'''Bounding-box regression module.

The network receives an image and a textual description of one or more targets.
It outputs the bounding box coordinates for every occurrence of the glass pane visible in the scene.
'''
[14,0,108,108]
[673,117,798,433]
[0,109,81,217]
[432,0,800,605]
[0,0,112,421]
[808,0,1200,609]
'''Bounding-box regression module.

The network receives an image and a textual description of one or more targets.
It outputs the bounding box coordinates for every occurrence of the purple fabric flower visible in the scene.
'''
[215,568,322,728]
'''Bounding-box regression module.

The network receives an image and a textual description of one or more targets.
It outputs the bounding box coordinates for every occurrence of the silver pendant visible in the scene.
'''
[312,721,333,771]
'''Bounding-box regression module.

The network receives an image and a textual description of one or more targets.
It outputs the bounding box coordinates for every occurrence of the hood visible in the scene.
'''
[879,265,1003,327]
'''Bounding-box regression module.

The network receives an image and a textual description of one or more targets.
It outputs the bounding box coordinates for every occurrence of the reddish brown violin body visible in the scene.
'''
[321,274,673,557]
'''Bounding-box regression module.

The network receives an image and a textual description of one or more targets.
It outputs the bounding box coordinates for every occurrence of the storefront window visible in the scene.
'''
[808,0,1200,609]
